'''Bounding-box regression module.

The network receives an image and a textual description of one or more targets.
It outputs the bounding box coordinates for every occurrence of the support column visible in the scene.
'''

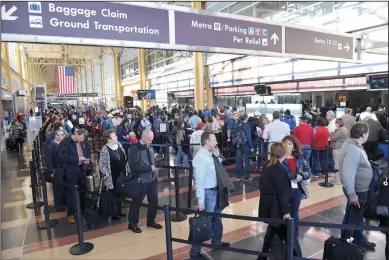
[138,48,148,112]
[3,43,12,92]
[83,63,88,105]
[192,2,205,110]
[90,59,95,105]
[100,55,104,96]
[205,65,213,108]
[16,44,24,90]
[26,61,32,102]
[112,48,122,109]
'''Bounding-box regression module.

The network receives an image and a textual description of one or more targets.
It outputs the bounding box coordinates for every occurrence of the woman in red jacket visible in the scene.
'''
[312,117,329,177]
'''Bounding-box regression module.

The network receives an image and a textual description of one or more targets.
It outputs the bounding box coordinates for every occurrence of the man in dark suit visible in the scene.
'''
[58,128,91,223]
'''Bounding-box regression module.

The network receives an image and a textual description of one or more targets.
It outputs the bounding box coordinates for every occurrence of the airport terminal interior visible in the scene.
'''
[1,1,389,260]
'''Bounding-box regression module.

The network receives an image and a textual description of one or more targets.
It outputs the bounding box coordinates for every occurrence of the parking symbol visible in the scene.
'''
[262,29,268,37]
[214,23,221,31]
[29,15,43,28]
[28,2,42,13]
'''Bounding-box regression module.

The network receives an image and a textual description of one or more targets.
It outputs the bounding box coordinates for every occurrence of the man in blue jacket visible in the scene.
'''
[235,114,254,181]
[282,109,296,132]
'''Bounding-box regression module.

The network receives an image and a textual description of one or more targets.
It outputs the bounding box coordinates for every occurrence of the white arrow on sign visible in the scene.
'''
[1,5,18,20]
[271,33,279,45]
[344,43,350,52]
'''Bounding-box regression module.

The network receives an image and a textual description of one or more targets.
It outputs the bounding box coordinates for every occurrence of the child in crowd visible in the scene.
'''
[128,131,139,144]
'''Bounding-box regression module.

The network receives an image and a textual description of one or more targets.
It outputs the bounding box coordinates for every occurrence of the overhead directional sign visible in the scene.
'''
[285,27,354,60]
[2,5,18,20]
[1,2,360,62]
[47,93,98,98]
[174,11,282,53]
[1,1,170,43]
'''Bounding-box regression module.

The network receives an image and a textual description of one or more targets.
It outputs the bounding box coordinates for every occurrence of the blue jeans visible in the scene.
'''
[190,189,223,255]
[312,149,328,176]
[341,189,369,245]
[301,145,312,163]
[175,145,189,168]
[290,189,303,234]
[328,147,335,170]
[236,145,251,179]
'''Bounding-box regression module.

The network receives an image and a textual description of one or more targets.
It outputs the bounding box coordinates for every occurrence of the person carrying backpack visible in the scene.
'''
[233,114,254,181]
[102,114,114,132]
[376,166,389,259]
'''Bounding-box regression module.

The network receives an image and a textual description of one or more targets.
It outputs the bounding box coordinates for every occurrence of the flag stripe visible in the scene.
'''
[57,66,74,94]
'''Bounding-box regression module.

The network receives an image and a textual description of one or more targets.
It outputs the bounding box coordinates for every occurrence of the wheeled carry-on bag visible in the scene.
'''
[323,236,364,260]
[84,180,103,229]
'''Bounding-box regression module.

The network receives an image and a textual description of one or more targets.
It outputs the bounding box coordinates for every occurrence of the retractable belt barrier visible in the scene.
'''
[31,131,388,259]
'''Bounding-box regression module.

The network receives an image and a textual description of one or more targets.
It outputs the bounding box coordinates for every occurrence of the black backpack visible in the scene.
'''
[231,123,247,147]
[222,119,234,136]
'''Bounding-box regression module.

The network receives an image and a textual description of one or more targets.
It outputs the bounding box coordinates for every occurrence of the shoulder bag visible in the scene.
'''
[115,147,141,198]
[188,211,213,243]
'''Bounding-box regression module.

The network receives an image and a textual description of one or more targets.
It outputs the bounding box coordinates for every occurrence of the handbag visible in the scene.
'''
[188,211,213,243]
[99,189,118,217]
[115,174,141,198]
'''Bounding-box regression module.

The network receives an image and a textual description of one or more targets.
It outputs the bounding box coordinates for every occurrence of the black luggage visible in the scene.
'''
[323,236,364,260]
[6,138,17,151]
[221,144,235,166]
[188,212,213,243]
[269,234,286,260]
[84,183,104,229]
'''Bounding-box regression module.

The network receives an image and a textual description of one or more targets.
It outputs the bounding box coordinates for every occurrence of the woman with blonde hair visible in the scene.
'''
[257,142,302,259]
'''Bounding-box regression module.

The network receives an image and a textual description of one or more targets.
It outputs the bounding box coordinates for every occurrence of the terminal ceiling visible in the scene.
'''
[21,44,124,92]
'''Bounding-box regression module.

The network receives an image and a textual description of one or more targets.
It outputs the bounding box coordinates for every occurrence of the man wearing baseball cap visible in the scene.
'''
[190,122,206,157]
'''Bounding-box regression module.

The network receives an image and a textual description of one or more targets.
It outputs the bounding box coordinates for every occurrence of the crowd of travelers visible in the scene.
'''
[3,102,389,260]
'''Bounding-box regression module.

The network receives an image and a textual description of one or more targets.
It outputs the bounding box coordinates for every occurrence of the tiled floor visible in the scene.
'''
[1,137,387,260]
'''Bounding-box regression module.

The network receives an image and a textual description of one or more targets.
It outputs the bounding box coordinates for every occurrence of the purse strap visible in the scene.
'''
[96,177,103,208]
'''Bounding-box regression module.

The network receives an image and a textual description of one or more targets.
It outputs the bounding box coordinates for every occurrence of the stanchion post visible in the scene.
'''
[31,152,42,188]
[26,161,44,209]
[69,185,94,255]
[286,218,294,260]
[319,146,334,188]
[36,168,59,229]
[170,166,187,222]
[187,161,193,209]
[164,205,174,260]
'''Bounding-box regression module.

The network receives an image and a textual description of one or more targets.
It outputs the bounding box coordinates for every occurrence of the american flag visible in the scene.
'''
[57,66,74,93]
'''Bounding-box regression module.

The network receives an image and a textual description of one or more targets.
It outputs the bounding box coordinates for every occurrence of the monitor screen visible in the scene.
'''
[137,90,156,100]
[366,73,388,91]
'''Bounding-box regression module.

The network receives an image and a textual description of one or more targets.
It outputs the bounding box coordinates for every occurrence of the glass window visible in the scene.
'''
[206,2,235,12]
[229,2,253,14]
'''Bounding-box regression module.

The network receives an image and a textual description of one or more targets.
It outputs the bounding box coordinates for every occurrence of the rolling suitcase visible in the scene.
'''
[84,180,104,229]
[323,236,364,260]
